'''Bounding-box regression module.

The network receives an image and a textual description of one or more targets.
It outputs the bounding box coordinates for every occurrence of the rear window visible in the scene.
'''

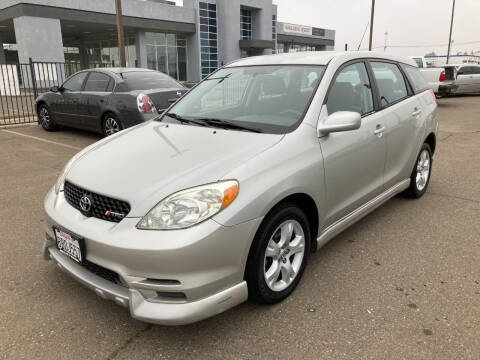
[401,64,429,93]
[118,71,182,92]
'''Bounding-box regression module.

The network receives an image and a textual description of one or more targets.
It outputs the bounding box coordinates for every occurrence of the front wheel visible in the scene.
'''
[403,143,432,198]
[245,204,311,304]
[38,104,56,131]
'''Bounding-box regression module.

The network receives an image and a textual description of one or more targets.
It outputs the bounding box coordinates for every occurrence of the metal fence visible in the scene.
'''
[0,58,113,126]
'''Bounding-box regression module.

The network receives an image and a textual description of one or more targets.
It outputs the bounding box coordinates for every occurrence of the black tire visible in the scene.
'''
[38,104,57,131]
[403,143,433,198]
[245,203,311,304]
[102,113,123,137]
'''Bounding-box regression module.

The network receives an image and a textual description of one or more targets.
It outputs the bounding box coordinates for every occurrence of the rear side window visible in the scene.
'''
[370,62,408,107]
[118,71,182,92]
[84,72,112,92]
[326,62,374,116]
[401,64,428,93]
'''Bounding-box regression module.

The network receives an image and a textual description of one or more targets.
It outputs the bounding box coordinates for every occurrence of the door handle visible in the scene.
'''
[373,125,386,136]
[412,109,422,117]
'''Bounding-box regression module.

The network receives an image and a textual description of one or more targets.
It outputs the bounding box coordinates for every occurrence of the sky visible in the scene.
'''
[172,0,479,57]
[272,0,480,56]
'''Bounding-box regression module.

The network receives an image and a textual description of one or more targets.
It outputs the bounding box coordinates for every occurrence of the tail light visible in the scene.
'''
[439,71,446,82]
[137,94,156,113]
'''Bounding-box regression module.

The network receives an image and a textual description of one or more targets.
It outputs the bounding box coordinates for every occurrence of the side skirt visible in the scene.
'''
[316,179,411,249]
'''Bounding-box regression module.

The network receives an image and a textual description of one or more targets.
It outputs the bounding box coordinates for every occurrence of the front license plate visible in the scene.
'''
[54,227,85,263]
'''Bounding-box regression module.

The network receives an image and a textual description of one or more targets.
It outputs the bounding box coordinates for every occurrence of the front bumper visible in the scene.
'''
[47,246,248,325]
[43,188,260,325]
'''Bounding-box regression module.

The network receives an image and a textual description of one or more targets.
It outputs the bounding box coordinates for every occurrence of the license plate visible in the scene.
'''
[54,227,85,264]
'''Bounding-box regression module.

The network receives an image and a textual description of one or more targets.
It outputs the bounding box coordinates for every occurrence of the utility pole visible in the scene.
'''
[384,32,388,52]
[115,0,126,67]
[446,0,456,64]
[368,0,375,51]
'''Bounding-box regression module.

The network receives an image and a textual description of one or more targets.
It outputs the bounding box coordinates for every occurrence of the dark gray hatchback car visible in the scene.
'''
[36,68,187,136]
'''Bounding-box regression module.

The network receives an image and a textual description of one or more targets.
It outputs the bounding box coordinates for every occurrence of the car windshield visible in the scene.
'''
[120,71,182,91]
[163,65,326,134]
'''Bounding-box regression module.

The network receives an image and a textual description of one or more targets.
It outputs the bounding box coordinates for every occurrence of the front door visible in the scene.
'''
[456,66,477,94]
[54,72,88,126]
[319,61,387,225]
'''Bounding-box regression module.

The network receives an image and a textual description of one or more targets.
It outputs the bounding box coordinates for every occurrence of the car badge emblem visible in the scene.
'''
[79,194,92,213]
[176,91,182,96]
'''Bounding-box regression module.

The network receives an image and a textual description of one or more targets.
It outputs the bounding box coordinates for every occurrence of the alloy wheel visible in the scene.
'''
[415,149,430,191]
[104,117,120,136]
[40,107,50,128]
[264,220,306,292]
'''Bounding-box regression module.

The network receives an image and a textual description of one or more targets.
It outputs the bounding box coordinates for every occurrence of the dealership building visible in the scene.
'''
[0,0,335,82]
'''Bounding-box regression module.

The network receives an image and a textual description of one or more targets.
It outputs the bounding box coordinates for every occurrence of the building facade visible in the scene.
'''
[0,0,335,81]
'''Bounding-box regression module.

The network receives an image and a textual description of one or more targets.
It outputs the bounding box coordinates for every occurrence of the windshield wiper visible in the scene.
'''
[162,112,208,127]
[195,118,262,133]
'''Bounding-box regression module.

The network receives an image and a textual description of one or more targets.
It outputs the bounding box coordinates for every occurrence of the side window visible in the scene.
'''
[106,78,115,92]
[459,66,472,75]
[370,62,408,106]
[472,67,480,75]
[62,72,88,92]
[413,58,423,68]
[401,64,428,93]
[84,72,112,92]
[326,62,374,116]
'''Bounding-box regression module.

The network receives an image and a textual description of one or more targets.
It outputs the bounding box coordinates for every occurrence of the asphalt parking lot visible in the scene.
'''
[1,95,479,359]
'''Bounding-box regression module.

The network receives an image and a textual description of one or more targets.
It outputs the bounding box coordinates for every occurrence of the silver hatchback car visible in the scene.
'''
[43,52,437,325]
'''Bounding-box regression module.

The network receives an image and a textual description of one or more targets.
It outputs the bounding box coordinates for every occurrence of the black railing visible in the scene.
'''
[0,58,114,126]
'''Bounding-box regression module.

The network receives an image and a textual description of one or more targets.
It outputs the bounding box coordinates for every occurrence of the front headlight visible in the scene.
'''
[137,180,239,230]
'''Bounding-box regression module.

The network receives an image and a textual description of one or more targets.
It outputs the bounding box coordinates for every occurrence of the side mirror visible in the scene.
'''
[457,70,464,75]
[318,111,361,135]
[50,86,61,93]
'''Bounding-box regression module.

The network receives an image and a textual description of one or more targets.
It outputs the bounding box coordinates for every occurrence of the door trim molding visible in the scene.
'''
[316,178,411,248]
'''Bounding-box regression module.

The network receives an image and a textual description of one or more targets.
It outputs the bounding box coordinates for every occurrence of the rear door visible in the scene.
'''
[369,61,425,189]
[78,72,114,131]
[320,61,387,224]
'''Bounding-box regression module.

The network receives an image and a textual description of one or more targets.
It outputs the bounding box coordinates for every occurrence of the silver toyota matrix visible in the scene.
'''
[43,52,438,325]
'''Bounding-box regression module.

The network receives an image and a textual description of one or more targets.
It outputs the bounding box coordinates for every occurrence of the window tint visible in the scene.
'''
[370,62,408,106]
[472,67,480,75]
[84,72,112,92]
[118,71,182,92]
[62,72,88,91]
[401,64,428,93]
[326,62,374,116]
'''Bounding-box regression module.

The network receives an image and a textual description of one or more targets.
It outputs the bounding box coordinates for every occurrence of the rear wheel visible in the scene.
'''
[404,143,432,198]
[38,104,56,131]
[102,114,122,137]
[245,204,311,304]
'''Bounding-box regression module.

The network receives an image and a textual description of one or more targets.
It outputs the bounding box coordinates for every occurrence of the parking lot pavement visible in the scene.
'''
[0,95,479,360]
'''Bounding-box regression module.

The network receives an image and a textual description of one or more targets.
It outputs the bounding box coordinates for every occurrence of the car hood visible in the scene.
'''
[66,121,284,217]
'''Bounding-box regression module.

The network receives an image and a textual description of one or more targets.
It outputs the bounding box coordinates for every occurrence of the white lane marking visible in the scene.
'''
[1,129,82,151]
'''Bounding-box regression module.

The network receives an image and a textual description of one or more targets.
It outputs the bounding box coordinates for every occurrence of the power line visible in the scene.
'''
[366,40,480,50]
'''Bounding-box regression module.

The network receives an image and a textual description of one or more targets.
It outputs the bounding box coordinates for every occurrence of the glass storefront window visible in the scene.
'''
[145,32,187,81]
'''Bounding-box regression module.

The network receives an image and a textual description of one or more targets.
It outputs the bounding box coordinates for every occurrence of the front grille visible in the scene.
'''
[64,181,131,223]
[81,260,125,287]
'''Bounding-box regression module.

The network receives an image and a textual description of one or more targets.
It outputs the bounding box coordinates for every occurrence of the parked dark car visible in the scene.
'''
[36,68,188,136]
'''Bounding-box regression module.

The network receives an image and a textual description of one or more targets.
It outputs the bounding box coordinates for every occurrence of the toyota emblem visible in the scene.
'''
[79,194,92,213]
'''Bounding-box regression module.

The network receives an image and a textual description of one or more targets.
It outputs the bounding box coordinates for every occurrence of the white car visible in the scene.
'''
[455,64,480,94]
[410,56,457,97]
